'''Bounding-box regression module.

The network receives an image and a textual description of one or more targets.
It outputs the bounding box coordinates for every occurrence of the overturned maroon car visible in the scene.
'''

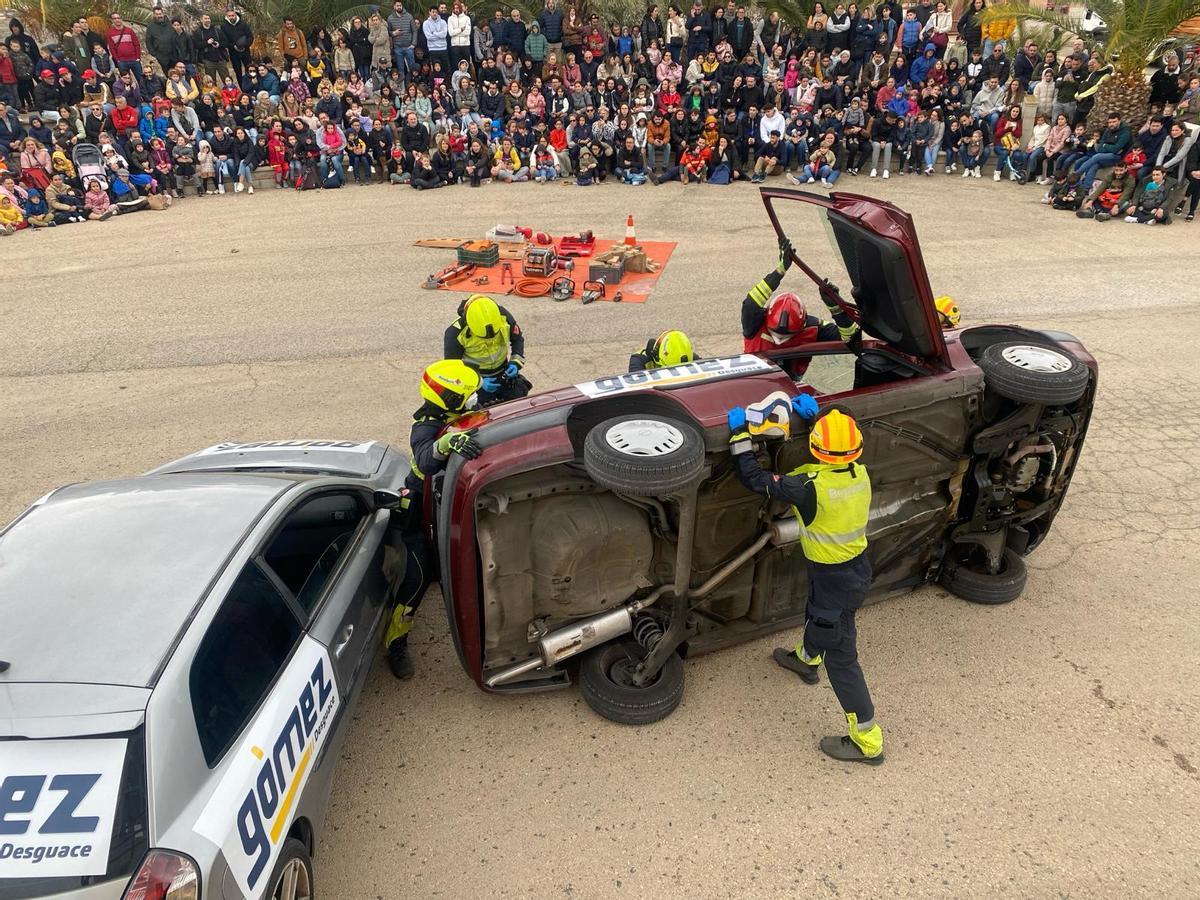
[424,189,1097,724]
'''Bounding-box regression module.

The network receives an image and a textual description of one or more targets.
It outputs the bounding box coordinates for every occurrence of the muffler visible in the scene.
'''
[483,517,800,688]
[484,604,641,687]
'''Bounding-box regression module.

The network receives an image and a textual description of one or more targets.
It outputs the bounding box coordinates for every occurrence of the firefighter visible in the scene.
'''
[628,329,696,372]
[934,295,961,329]
[742,239,861,378]
[444,294,530,407]
[727,396,883,765]
[385,359,483,680]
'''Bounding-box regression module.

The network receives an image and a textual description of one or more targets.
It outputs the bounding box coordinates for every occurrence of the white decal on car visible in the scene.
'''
[196,440,376,455]
[193,638,340,897]
[574,354,776,398]
[0,738,128,879]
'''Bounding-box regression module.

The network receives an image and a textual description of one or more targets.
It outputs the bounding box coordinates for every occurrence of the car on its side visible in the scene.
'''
[423,189,1099,724]
[0,441,409,900]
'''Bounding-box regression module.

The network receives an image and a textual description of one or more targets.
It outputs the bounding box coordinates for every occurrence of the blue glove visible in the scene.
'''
[727,407,747,432]
[505,362,519,378]
[791,394,819,421]
[481,375,501,392]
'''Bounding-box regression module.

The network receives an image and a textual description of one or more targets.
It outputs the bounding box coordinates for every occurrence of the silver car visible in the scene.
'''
[0,441,409,900]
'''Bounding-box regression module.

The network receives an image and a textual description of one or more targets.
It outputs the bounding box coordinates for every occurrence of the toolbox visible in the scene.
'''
[457,240,501,267]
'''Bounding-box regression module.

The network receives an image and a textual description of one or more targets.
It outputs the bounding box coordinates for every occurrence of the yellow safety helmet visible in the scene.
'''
[462,294,504,339]
[809,409,864,465]
[651,330,695,367]
[934,295,960,329]
[420,360,482,413]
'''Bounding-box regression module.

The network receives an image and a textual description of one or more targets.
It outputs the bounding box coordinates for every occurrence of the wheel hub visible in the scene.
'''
[605,419,684,456]
[1000,344,1073,374]
[273,858,312,900]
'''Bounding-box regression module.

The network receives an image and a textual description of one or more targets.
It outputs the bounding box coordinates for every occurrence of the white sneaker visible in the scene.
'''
[217,183,225,194]
[805,175,816,183]
[962,168,971,178]
[1124,215,1138,222]
[1035,176,1047,185]
[820,178,831,187]
[234,182,244,193]
[951,162,958,172]
[944,165,951,174]
[1009,170,1019,181]
[973,167,982,178]
[993,170,1001,182]
[882,169,889,179]
[247,185,254,194]
[1144,219,1157,226]
[869,168,877,177]
[925,166,934,175]
[786,173,801,185]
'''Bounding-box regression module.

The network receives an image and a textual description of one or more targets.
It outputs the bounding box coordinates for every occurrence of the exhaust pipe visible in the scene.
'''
[484,517,800,688]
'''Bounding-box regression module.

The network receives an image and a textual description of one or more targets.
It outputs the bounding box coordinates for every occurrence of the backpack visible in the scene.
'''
[296,162,319,191]
[707,162,731,184]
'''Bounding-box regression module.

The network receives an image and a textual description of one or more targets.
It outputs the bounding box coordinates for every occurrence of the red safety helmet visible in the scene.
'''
[765,292,807,335]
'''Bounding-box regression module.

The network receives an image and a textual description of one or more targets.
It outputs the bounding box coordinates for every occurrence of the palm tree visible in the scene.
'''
[983,0,1200,127]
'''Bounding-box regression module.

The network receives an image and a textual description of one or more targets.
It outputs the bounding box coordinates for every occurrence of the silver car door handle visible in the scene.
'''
[333,624,355,658]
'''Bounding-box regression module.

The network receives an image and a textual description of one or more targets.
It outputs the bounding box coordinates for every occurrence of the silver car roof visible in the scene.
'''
[149,439,387,478]
[0,473,292,689]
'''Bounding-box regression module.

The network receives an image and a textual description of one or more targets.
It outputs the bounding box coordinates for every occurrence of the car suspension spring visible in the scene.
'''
[632,616,664,650]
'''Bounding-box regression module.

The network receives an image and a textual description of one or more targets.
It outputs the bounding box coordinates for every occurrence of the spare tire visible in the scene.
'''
[583,415,705,496]
[941,548,1028,605]
[978,342,1090,406]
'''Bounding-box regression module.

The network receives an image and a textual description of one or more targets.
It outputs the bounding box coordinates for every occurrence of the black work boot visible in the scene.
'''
[387,636,414,680]
[819,735,885,765]
[772,647,819,684]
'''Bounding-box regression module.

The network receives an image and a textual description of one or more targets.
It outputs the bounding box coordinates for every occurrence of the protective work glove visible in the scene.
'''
[791,393,819,422]
[435,428,482,460]
[481,375,502,392]
[504,362,520,378]
[727,407,752,454]
[777,237,794,274]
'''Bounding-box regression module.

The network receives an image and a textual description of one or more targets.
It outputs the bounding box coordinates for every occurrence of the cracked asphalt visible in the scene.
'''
[2,178,1198,897]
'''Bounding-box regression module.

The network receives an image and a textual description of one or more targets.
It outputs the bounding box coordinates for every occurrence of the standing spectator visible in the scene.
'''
[956,0,984,58]
[685,1,711,63]
[525,23,547,68]
[348,16,372,81]
[1013,40,1040,92]
[424,7,450,76]
[826,4,852,54]
[194,14,227,83]
[106,13,144,84]
[145,7,176,76]
[389,1,417,83]
[278,17,307,67]
[0,45,17,108]
[538,0,565,61]
[220,8,253,82]
[447,3,472,71]
[727,6,753,62]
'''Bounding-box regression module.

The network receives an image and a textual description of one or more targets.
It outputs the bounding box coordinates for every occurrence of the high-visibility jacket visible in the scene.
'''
[787,462,871,565]
[443,305,525,374]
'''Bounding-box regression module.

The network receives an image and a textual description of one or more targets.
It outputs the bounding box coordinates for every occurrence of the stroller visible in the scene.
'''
[71,143,108,191]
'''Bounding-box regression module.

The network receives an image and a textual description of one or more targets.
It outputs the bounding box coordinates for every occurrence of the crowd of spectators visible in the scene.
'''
[1,1,1198,235]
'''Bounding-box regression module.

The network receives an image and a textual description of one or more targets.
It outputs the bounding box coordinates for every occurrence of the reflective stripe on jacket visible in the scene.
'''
[788,462,871,565]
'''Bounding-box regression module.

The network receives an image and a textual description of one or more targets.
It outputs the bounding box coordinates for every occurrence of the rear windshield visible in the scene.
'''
[0,730,148,899]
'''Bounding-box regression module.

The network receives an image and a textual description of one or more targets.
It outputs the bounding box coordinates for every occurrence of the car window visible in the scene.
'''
[262,492,365,614]
[189,563,302,767]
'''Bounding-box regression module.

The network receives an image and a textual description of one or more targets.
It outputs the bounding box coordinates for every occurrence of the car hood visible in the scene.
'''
[0,682,149,738]
[761,188,949,367]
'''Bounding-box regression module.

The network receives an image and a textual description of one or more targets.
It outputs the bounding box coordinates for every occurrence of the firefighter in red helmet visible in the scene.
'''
[742,239,861,378]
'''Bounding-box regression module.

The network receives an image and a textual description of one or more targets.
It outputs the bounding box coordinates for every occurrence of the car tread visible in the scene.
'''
[583,415,705,496]
[942,548,1028,605]
[978,342,1090,406]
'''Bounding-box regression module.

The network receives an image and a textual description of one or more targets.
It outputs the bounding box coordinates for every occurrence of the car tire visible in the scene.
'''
[941,548,1028,605]
[978,342,1090,406]
[579,637,685,725]
[267,836,314,900]
[583,415,705,496]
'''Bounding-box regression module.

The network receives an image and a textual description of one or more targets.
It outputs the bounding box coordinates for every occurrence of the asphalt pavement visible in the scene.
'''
[2,175,1198,897]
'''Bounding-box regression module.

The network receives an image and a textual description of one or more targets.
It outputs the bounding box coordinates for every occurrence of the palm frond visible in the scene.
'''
[756,0,815,27]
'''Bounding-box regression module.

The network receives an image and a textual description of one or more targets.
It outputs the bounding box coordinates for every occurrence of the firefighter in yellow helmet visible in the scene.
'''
[728,394,883,765]
[444,294,530,407]
[934,296,960,329]
[385,359,483,679]
[628,329,696,372]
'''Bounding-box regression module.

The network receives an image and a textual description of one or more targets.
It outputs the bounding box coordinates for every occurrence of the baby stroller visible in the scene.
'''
[72,144,109,191]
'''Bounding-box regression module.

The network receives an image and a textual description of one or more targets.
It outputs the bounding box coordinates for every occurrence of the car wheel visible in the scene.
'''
[268,837,314,900]
[579,637,684,725]
[978,342,1090,406]
[583,415,705,496]
[941,548,1028,605]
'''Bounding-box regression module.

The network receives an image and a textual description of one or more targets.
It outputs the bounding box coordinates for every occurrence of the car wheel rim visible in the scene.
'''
[608,653,661,688]
[1000,345,1073,374]
[273,859,312,900]
[605,419,685,457]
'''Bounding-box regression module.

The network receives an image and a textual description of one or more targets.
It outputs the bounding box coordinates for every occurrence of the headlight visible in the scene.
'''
[122,849,201,900]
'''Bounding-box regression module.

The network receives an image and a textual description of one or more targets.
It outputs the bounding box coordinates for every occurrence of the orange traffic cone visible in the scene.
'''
[624,214,636,246]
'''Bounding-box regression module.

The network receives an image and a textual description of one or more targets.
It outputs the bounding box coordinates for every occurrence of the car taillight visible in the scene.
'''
[122,849,200,900]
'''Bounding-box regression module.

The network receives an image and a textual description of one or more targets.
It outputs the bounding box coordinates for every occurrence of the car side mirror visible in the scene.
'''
[371,489,404,511]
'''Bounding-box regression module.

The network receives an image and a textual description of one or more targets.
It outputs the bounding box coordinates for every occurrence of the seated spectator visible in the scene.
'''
[1125,165,1173,225]
[1077,159,1137,221]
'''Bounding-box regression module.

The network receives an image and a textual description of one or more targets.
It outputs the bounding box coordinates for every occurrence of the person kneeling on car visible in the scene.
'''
[628,329,695,372]
[728,397,884,765]
[385,359,483,679]
[444,293,531,407]
[742,238,861,379]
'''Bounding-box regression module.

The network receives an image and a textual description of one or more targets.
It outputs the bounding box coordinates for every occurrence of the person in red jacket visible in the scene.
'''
[106,12,144,83]
[742,239,860,378]
[107,94,138,140]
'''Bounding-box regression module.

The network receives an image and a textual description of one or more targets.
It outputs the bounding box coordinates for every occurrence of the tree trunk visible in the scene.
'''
[1087,71,1150,131]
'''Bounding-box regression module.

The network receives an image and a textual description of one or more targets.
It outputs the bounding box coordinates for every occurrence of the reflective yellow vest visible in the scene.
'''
[455,317,511,371]
[788,462,871,565]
